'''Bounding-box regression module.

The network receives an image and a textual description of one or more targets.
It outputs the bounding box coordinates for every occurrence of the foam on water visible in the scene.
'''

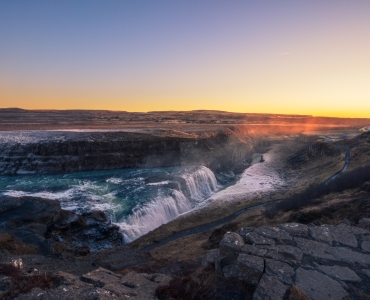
[118,190,192,242]
[0,165,220,243]
[181,166,218,201]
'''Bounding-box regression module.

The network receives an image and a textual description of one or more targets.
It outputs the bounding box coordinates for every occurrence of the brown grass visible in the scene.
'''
[284,286,310,300]
[155,265,255,300]
[0,263,60,299]
[0,233,38,255]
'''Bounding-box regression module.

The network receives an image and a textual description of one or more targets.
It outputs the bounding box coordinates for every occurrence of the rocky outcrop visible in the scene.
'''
[0,129,253,175]
[2,266,171,300]
[204,220,370,300]
[0,196,122,255]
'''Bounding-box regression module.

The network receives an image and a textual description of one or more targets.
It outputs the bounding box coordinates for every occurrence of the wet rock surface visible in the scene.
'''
[0,196,122,255]
[205,220,370,299]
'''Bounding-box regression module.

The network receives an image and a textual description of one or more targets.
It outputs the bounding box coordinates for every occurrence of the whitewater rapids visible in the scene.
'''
[118,166,218,242]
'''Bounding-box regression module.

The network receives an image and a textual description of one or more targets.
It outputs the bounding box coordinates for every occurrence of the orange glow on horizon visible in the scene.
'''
[1,2,370,119]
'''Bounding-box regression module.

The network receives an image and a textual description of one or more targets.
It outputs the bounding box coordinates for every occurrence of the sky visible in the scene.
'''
[1,1,370,117]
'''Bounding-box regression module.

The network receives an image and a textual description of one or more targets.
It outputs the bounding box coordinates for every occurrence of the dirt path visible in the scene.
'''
[323,142,350,185]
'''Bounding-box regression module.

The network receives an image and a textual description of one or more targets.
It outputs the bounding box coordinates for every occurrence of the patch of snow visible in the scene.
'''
[146,180,170,186]
[16,169,36,175]
[197,151,285,206]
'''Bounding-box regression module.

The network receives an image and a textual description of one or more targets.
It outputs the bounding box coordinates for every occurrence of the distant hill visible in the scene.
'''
[0,108,369,131]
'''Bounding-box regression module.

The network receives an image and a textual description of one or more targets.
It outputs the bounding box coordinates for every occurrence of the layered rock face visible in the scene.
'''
[0,129,253,175]
[203,221,370,300]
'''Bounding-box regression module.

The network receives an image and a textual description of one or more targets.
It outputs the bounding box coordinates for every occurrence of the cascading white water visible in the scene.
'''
[181,166,218,201]
[118,190,192,242]
[1,164,219,244]
[119,166,218,242]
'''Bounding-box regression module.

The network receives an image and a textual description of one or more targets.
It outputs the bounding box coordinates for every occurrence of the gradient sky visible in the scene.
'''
[1,1,370,117]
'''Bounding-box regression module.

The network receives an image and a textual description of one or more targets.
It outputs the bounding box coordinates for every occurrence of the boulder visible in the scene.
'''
[240,244,268,257]
[361,241,370,253]
[315,265,361,282]
[81,267,122,287]
[332,247,370,264]
[209,222,370,299]
[265,259,295,285]
[219,232,244,256]
[295,268,348,300]
[330,223,358,248]
[351,225,370,236]
[202,249,224,270]
[253,274,289,300]
[295,237,338,261]
[222,254,264,285]
[309,225,334,245]
[362,269,370,278]
[236,227,255,237]
[244,232,275,246]
[278,223,308,236]
[254,226,292,243]
[265,245,303,261]
[358,218,370,229]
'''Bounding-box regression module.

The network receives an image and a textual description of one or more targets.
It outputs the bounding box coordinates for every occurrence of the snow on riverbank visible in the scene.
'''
[0,129,144,144]
[200,150,285,206]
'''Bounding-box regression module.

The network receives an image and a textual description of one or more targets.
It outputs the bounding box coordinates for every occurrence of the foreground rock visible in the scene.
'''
[204,220,370,299]
[0,196,122,255]
[5,267,171,300]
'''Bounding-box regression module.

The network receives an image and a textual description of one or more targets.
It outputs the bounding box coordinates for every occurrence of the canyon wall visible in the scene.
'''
[0,128,254,175]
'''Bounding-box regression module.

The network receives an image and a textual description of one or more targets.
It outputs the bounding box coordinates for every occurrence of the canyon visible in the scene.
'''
[1,109,370,299]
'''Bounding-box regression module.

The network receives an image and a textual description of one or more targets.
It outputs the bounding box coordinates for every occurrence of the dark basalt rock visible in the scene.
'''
[204,221,370,300]
[0,196,122,255]
[0,130,254,175]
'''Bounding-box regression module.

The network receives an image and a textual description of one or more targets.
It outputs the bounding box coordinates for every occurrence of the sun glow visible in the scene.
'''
[1,1,370,117]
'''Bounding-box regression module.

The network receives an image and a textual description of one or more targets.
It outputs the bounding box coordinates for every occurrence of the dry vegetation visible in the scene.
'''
[155,265,255,300]
[0,263,60,299]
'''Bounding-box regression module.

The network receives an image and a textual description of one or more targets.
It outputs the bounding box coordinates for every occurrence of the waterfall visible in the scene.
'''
[119,166,218,242]
[181,166,218,202]
[119,190,191,242]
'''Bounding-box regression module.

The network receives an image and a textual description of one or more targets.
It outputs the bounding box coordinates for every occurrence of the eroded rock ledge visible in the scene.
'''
[203,220,370,300]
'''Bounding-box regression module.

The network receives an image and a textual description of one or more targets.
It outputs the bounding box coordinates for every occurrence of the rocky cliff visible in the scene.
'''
[0,129,254,175]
